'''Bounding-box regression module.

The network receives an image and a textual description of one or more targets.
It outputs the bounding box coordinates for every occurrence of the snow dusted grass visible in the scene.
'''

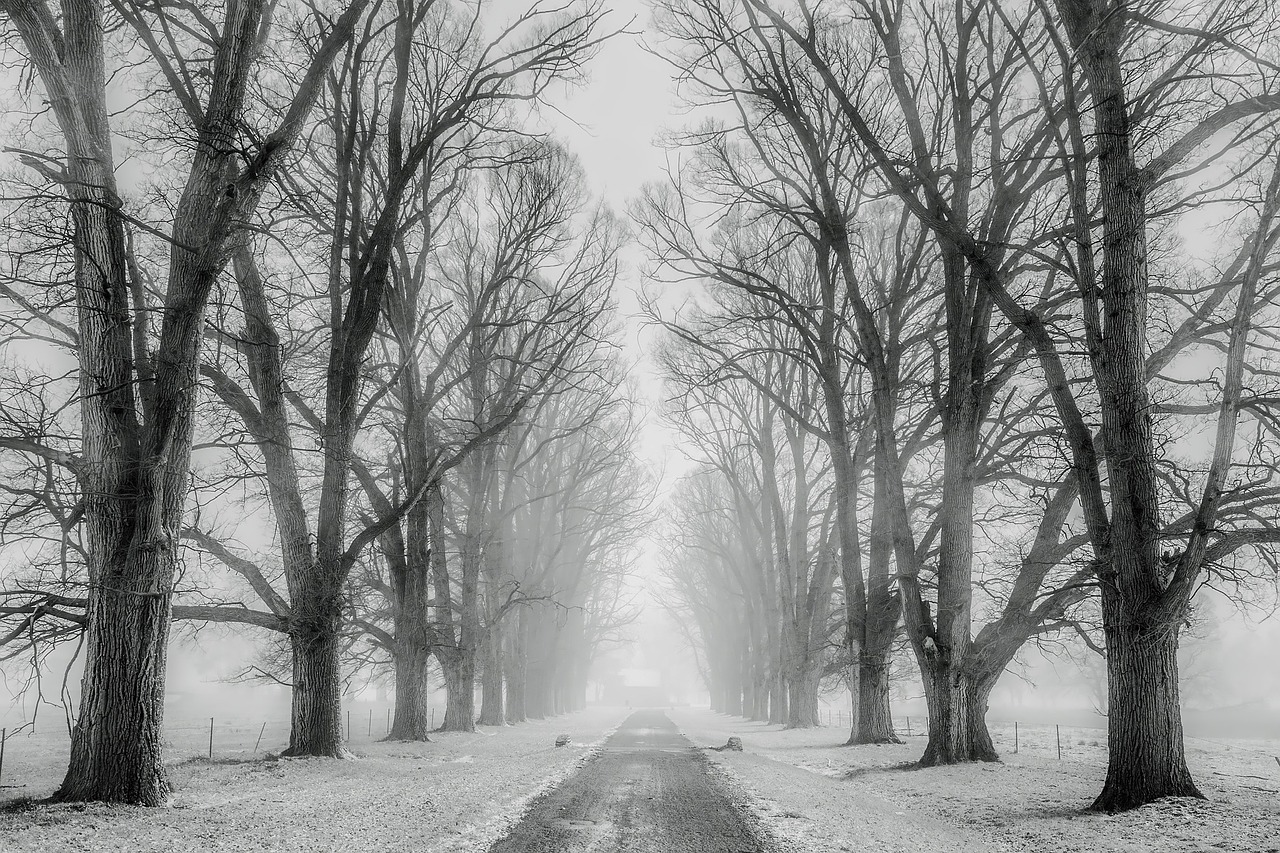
[672,706,1280,853]
[0,705,629,853]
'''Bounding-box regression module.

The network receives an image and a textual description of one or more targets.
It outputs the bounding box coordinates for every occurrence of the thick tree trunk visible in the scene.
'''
[388,640,432,741]
[918,665,997,766]
[280,622,343,753]
[786,663,821,728]
[850,654,898,743]
[1092,609,1202,810]
[282,615,345,757]
[438,651,476,732]
[1050,0,1206,810]
[770,670,788,725]
[56,576,173,804]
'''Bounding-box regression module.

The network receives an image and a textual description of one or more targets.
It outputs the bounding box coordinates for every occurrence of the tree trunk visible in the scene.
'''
[1050,0,1206,810]
[786,662,821,728]
[388,639,432,741]
[55,576,172,804]
[725,652,744,716]
[755,672,770,721]
[918,665,997,766]
[478,619,505,725]
[770,670,788,725]
[506,610,528,723]
[438,651,476,732]
[1092,608,1202,810]
[282,614,345,757]
[851,465,902,744]
[850,654,898,743]
[740,647,757,719]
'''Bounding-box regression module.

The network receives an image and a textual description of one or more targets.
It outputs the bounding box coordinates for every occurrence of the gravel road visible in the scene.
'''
[488,709,769,853]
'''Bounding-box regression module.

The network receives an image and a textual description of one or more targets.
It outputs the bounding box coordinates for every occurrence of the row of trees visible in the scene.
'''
[0,0,644,806]
[649,0,1280,812]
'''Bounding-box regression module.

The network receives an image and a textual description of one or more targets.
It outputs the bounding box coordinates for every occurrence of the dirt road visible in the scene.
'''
[488,709,769,853]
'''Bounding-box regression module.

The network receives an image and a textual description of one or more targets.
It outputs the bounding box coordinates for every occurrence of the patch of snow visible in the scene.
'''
[0,705,632,853]
[671,707,1280,853]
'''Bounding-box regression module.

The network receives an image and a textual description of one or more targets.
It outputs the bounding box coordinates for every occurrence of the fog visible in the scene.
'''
[1,1,1280,845]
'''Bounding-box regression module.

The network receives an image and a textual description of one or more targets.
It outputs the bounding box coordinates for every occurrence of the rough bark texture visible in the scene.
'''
[439,651,476,732]
[787,664,820,729]
[1095,619,1200,810]
[914,353,989,765]
[388,639,433,740]
[58,579,172,804]
[284,618,345,756]
[918,669,998,766]
[850,658,896,745]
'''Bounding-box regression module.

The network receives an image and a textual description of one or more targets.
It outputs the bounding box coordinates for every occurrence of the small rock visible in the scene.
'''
[555,734,571,747]
[710,736,743,752]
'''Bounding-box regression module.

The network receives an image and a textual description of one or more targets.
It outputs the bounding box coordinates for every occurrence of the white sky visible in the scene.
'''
[541,1,697,488]
[543,0,678,211]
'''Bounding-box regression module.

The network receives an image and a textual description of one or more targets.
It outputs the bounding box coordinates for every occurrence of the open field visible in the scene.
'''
[671,707,1280,853]
[0,705,630,853]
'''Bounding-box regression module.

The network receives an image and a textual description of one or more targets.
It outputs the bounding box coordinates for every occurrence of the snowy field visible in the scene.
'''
[672,707,1280,853]
[0,705,630,852]
[2,704,1276,852]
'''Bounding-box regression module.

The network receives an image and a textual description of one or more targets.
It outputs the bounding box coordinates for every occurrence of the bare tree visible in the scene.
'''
[190,5,611,754]
[750,0,1280,808]
[0,0,366,803]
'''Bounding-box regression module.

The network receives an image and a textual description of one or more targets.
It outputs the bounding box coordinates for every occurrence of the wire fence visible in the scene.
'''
[0,703,437,790]
[815,708,1107,759]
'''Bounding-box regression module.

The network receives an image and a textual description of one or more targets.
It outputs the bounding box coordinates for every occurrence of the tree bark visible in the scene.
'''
[850,464,901,743]
[918,667,998,766]
[438,650,476,732]
[725,645,744,716]
[786,662,821,728]
[283,613,345,757]
[478,618,506,725]
[388,638,433,741]
[848,651,898,745]
[1092,601,1201,810]
[914,381,990,765]
[56,577,172,804]
[770,668,789,725]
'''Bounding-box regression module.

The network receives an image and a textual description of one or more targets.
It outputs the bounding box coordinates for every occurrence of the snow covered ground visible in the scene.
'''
[671,706,1280,853]
[0,705,629,853]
